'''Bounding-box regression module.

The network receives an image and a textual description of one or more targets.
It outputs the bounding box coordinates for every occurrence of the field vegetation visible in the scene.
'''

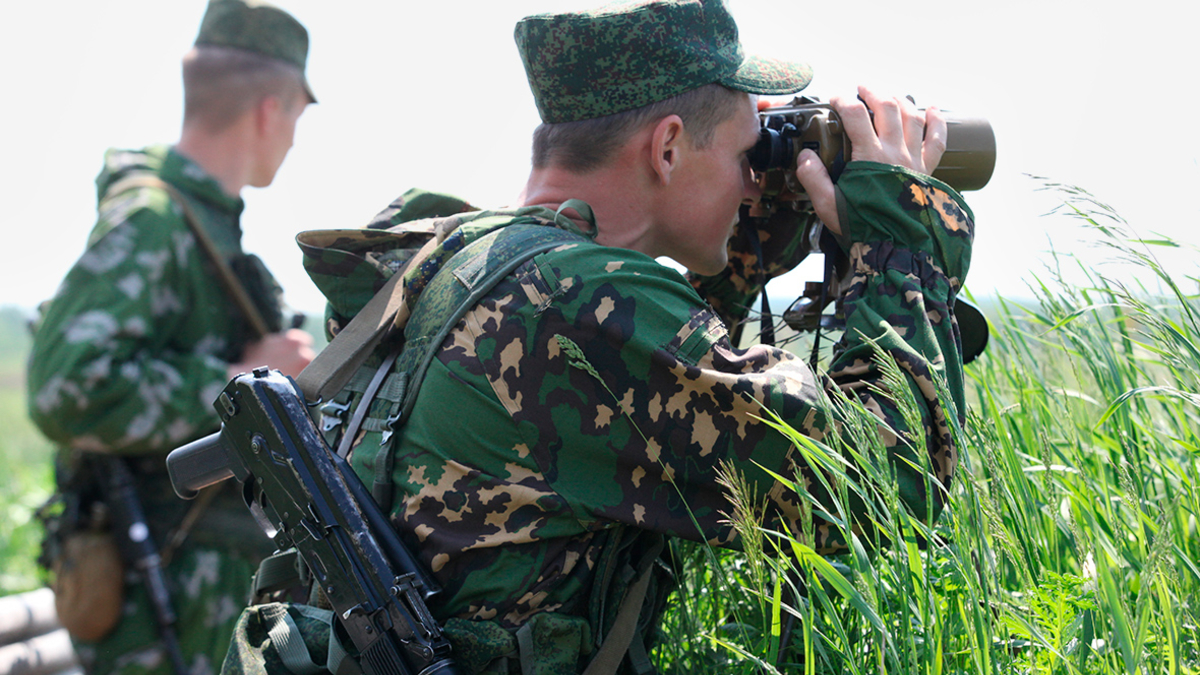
[0,305,55,594]
[1,188,1196,673]
[654,188,1200,673]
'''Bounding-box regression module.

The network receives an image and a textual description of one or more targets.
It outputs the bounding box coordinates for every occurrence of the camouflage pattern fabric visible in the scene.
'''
[225,604,350,675]
[223,159,973,674]
[68,481,272,675]
[27,145,281,675]
[515,0,812,123]
[691,202,821,334]
[193,0,315,102]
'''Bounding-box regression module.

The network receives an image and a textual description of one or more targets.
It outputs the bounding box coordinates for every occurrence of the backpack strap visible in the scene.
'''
[370,223,590,508]
[295,199,597,403]
[103,174,270,339]
[294,230,443,403]
[581,534,665,675]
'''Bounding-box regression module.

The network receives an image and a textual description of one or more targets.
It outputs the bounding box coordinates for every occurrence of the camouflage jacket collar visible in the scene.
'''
[96,145,244,220]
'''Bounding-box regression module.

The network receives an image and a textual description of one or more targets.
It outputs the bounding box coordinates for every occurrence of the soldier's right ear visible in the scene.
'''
[650,114,686,186]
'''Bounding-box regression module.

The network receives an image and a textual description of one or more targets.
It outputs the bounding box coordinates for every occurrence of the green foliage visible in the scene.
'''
[651,187,1200,674]
[3,187,1200,673]
[0,305,55,595]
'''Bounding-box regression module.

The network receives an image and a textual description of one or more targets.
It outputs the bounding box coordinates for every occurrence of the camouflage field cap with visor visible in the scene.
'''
[194,0,316,103]
[514,0,812,124]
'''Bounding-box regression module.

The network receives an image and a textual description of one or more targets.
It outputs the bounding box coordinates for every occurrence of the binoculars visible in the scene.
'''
[750,95,996,197]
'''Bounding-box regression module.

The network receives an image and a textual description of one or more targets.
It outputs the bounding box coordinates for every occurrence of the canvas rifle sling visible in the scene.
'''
[102,174,274,560]
[293,230,447,403]
[103,175,271,339]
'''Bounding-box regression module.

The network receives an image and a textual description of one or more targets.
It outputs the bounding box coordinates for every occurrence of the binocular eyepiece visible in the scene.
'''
[749,122,799,175]
[750,96,997,194]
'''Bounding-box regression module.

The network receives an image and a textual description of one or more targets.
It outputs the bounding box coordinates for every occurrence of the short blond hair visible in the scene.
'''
[531,84,746,173]
[182,45,305,132]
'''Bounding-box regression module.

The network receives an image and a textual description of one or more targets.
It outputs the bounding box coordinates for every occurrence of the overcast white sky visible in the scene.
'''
[1,0,1196,314]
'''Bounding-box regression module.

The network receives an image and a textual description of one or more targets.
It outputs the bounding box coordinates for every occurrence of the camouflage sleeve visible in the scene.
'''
[431,161,971,555]
[820,161,973,534]
[687,204,818,330]
[26,191,231,454]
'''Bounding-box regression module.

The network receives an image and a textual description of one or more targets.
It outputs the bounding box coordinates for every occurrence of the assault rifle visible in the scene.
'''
[746,95,995,363]
[165,368,458,675]
[93,456,190,675]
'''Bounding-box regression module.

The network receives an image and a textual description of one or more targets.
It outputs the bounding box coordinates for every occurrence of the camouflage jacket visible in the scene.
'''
[27,145,284,456]
[226,161,972,673]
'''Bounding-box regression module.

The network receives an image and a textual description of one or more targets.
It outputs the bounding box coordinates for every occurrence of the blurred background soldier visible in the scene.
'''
[26,1,316,673]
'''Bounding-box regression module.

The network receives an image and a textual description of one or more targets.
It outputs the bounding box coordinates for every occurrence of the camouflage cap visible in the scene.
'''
[515,0,812,124]
[194,0,316,103]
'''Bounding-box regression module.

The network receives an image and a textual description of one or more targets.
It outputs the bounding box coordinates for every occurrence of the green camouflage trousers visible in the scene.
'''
[57,464,274,675]
[71,547,260,675]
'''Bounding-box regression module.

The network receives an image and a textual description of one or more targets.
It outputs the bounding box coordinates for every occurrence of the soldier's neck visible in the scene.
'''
[522,164,660,256]
[175,124,254,198]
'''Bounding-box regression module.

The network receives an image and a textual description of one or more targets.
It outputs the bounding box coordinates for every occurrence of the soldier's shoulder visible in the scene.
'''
[90,179,189,248]
[540,240,693,292]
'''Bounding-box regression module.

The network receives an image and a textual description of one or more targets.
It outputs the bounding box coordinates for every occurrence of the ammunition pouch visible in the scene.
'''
[37,455,125,642]
[51,529,125,642]
[41,450,273,643]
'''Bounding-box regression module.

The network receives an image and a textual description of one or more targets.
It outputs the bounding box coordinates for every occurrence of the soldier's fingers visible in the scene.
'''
[922,106,948,173]
[858,86,904,159]
[901,95,926,172]
[284,328,314,346]
[829,94,877,163]
[794,148,841,235]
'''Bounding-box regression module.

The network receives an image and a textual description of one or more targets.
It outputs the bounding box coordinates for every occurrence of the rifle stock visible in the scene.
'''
[167,368,457,675]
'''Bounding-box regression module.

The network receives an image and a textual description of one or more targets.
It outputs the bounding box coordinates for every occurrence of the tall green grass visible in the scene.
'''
[2,188,1198,672]
[654,187,1200,674]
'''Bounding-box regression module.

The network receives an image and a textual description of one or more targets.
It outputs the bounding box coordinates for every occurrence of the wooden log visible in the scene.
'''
[0,590,59,645]
[0,629,78,675]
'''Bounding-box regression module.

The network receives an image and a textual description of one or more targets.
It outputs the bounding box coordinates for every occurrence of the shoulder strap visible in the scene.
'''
[581,535,665,675]
[294,228,445,402]
[103,174,270,339]
[370,224,589,508]
[296,217,585,405]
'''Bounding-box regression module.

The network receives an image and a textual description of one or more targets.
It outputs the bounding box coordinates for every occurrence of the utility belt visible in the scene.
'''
[52,450,272,554]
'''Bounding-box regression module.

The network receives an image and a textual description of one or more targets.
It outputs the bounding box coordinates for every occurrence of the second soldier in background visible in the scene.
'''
[27,1,317,673]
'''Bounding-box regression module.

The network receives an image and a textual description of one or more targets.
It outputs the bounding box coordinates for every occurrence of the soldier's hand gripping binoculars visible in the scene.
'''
[749,95,996,197]
[747,95,996,364]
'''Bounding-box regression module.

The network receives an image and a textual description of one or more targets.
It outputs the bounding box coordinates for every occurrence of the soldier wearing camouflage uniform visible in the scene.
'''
[26,2,317,674]
[224,0,974,673]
